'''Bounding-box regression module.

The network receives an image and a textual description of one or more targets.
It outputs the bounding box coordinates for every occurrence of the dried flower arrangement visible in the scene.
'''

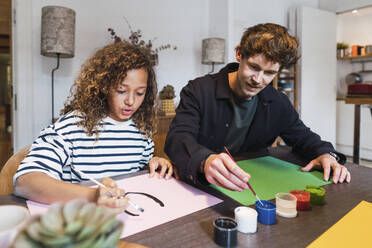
[108,17,177,66]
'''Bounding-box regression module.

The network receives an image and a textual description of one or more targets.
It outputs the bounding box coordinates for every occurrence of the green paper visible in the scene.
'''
[211,156,330,206]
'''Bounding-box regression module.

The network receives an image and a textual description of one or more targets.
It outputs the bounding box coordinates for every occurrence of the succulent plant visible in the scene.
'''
[159,85,176,100]
[12,200,123,248]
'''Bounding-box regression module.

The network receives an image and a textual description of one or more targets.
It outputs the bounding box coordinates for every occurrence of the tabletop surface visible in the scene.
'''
[1,147,371,248]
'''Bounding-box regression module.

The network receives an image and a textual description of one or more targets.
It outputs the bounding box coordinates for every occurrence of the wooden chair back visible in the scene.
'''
[0,145,30,195]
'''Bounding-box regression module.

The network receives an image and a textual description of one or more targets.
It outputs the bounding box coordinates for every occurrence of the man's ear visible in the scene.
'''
[235,46,241,62]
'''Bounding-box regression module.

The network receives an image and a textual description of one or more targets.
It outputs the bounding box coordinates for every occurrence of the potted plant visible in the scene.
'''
[159,85,176,116]
[337,42,349,58]
[11,200,123,247]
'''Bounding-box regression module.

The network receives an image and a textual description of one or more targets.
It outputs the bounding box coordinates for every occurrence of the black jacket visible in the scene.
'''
[165,63,344,184]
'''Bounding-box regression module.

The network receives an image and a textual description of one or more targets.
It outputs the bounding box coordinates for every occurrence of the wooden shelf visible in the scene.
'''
[337,54,372,60]
[279,71,296,74]
[279,76,296,80]
[273,64,298,111]
[272,63,298,147]
[344,97,372,105]
[280,89,294,93]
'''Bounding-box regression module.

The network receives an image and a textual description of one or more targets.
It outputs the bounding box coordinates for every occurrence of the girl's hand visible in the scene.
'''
[95,177,129,214]
[149,157,173,179]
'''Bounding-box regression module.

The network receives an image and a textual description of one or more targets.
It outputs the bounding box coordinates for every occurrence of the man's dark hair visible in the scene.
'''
[237,23,299,68]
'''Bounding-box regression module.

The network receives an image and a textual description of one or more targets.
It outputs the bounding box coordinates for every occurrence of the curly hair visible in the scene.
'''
[62,41,157,138]
[237,23,299,68]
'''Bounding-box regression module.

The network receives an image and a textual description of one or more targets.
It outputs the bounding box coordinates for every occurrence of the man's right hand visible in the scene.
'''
[203,153,251,191]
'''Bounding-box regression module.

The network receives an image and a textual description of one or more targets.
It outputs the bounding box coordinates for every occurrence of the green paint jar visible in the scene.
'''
[305,185,326,205]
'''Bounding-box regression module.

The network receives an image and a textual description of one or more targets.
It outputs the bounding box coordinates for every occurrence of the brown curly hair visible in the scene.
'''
[62,41,157,138]
[237,23,299,69]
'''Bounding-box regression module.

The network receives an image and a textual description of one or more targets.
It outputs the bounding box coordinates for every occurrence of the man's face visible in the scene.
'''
[234,52,280,100]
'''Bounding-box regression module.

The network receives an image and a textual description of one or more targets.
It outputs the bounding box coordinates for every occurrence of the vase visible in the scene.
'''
[337,49,345,58]
[160,99,175,115]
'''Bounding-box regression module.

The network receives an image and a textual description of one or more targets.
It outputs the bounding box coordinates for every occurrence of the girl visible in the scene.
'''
[13,41,173,213]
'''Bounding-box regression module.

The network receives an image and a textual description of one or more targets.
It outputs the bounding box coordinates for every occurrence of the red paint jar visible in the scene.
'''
[290,190,311,210]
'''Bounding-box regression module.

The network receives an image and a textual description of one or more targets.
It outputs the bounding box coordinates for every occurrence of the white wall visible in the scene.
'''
[319,0,372,13]
[207,0,231,72]
[229,0,319,62]
[13,0,209,150]
[336,7,372,160]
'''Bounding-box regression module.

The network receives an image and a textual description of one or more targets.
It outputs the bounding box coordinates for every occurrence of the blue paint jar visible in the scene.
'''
[255,200,276,225]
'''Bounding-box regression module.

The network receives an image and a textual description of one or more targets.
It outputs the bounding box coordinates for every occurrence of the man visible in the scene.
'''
[165,23,350,191]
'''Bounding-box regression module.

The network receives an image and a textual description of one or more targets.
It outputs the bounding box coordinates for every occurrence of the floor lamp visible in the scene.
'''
[41,6,76,123]
[202,38,225,73]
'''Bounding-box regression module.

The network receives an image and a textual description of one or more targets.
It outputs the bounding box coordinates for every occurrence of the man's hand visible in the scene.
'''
[149,156,173,179]
[301,154,351,184]
[203,153,250,191]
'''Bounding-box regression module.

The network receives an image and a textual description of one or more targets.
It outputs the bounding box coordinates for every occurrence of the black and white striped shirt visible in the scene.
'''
[14,112,154,183]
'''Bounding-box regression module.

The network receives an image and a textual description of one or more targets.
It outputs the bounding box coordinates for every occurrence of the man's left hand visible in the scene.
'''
[301,154,351,184]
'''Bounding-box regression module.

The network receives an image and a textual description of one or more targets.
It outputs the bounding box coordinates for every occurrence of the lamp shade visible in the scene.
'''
[202,38,225,65]
[41,6,76,58]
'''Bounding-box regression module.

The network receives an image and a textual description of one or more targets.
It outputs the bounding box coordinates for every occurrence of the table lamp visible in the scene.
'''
[202,38,225,73]
[41,6,75,122]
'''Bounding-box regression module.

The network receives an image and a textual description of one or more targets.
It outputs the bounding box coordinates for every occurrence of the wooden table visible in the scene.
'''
[1,148,371,248]
[344,97,372,164]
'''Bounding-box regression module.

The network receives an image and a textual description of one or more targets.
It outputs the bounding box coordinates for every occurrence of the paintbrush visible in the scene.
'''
[72,166,144,213]
[224,146,265,208]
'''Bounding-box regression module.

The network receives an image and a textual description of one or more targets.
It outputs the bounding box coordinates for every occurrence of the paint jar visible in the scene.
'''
[213,217,238,247]
[234,206,257,234]
[290,190,311,210]
[305,185,326,205]
[255,200,276,225]
[275,193,297,218]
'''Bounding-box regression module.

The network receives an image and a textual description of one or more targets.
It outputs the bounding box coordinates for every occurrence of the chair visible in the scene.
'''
[0,145,30,195]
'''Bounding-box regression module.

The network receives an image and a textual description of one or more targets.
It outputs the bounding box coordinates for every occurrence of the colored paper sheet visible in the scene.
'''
[27,174,223,238]
[211,156,330,205]
[307,201,372,248]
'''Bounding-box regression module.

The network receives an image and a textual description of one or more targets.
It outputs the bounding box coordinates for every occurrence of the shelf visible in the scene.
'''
[337,54,372,61]
[278,76,296,80]
[345,97,372,105]
[280,89,294,93]
[279,71,296,74]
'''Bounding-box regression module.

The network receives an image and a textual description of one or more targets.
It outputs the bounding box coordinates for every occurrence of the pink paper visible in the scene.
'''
[27,174,222,238]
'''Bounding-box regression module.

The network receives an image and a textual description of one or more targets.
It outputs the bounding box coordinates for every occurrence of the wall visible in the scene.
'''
[229,0,319,62]
[13,0,209,150]
[336,7,372,160]
[319,0,372,13]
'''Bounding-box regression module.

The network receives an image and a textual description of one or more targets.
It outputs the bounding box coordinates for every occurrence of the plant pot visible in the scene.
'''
[160,99,175,115]
[337,49,345,58]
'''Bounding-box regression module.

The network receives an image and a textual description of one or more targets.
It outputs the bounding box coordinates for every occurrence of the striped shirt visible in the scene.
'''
[14,112,154,183]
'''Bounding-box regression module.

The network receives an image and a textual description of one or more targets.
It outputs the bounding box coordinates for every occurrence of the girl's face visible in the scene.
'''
[107,68,148,122]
